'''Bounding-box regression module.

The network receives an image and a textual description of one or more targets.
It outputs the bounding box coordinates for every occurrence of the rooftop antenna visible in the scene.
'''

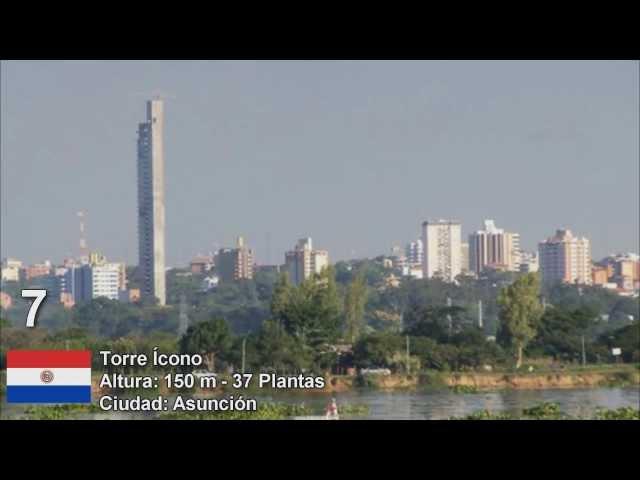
[130,89,177,101]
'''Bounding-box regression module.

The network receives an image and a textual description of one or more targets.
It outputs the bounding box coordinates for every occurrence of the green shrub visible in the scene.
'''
[450,385,479,394]
[522,402,563,419]
[593,407,640,420]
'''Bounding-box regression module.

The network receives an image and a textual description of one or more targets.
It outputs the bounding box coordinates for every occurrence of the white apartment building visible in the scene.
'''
[284,237,329,286]
[421,220,462,282]
[65,263,121,302]
[539,229,592,286]
[90,263,121,300]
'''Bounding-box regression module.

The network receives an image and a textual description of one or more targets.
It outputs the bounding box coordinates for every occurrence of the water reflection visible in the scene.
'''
[2,387,638,420]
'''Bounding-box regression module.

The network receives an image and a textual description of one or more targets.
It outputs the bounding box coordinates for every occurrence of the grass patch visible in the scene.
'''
[451,402,640,420]
[23,404,102,420]
[339,403,370,416]
[450,385,480,394]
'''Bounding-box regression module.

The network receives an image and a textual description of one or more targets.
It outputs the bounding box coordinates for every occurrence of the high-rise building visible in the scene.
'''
[468,220,521,274]
[284,237,329,286]
[137,99,166,306]
[64,262,121,302]
[460,242,470,273]
[405,239,423,266]
[421,220,462,282]
[88,263,121,300]
[538,229,592,287]
[217,237,254,283]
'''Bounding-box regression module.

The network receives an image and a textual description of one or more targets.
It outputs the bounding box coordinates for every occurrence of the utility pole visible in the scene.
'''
[178,294,189,337]
[446,297,453,337]
[241,337,247,374]
[478,300,483,329]
[581,335,586,366]
[406,335,410,375]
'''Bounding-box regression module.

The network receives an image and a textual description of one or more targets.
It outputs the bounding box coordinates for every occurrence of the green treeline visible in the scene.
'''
[1,259,639,373]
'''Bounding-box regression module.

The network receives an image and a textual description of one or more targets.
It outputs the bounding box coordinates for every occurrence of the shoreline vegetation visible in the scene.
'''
[451,402,640,420]
[83,363,640,396]
[346,364,640,392]
[7,400,639,421]
[2,368,638,420]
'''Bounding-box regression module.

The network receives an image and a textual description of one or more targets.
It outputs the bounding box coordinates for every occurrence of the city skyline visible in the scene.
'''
[1,61,638,266]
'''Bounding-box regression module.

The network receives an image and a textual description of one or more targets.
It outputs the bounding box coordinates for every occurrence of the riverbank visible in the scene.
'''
[82,364,640,397]
[325,364,640,392]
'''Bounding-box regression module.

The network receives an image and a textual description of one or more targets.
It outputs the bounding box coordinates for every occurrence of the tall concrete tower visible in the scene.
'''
[137,99,166,305]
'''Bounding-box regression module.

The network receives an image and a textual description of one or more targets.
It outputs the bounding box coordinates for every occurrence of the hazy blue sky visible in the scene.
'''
[1,61,638,267]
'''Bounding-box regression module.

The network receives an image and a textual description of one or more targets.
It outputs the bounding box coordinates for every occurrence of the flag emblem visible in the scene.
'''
[6,350,92,404]
[40,370,55,384]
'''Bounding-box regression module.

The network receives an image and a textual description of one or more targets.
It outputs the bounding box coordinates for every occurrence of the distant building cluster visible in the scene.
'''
[591,253,640,295]
[383,218,637,297]
[2,98,638,317]
[1,252,137,310]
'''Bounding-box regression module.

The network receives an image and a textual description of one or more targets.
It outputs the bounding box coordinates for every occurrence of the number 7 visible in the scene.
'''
[22,289,47,328]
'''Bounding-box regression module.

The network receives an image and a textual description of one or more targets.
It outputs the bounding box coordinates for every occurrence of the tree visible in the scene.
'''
[270,272,292,331]
[497,273,543,368]
[353,332,403,368]
[253,319,312,373]
[529,306,597,361]
[276,266,341,347]
[72,297,142,338]
[344,271,368,343]
[597,323,640,363]
[403,304,467,342]
[315,265,342,343]
[180,317,233,372]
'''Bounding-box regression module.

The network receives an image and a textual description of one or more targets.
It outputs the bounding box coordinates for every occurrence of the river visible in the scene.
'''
[267,387,640,419]
[2,387,638,420]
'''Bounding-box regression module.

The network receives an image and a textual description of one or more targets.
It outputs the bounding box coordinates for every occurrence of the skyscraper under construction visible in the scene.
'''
[137,99,166,305]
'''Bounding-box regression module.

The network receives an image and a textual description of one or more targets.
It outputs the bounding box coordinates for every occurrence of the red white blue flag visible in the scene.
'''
[6,350,92,403]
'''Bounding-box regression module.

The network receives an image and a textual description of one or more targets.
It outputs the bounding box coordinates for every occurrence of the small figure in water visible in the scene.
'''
[325,397,339,420]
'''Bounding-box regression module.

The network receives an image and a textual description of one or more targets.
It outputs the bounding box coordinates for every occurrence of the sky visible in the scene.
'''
[1,60,638,267]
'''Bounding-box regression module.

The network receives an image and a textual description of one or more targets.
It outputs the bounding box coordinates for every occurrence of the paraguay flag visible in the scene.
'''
[6,350,92,403]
